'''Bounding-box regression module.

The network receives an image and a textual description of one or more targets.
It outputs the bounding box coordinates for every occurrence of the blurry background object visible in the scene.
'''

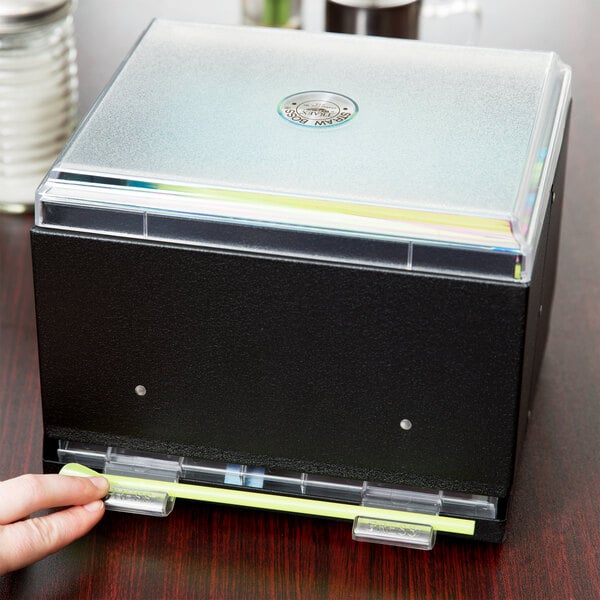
[0,0,78,214]
[326,0,422,38]
[242,0,302,28]
[325,0,480,43]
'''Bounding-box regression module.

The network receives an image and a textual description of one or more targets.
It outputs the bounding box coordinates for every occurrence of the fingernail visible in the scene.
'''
[89,476,109,493]
[83,499,105,512]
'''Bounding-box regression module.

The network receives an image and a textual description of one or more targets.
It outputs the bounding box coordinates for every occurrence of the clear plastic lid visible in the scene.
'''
[35,20,571,281]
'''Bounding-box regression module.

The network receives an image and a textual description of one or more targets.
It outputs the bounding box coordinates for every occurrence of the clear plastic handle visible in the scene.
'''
[420,0,482,45]
[421,0,481,19]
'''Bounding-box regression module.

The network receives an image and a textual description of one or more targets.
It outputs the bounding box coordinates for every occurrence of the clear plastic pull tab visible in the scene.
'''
[104,487,175,517]
[352,517,436,550]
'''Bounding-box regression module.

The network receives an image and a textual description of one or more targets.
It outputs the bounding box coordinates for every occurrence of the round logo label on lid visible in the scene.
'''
[278,91,358,128]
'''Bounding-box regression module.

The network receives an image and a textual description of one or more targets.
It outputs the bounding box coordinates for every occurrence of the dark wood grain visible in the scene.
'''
[1,0,600,597]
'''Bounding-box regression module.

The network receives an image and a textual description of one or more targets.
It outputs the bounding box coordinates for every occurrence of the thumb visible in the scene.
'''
[0,500,105,575]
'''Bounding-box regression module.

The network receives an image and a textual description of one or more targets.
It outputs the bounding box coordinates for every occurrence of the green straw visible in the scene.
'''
[60,463,475,535]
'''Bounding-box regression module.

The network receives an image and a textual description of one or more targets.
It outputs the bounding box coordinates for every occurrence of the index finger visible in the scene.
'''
[0,474,109,524]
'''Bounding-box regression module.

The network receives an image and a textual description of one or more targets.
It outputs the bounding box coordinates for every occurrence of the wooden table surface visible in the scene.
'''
[1,2,599,598]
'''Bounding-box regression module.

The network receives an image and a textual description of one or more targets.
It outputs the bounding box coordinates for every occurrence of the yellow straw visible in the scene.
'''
[60,463,475,536]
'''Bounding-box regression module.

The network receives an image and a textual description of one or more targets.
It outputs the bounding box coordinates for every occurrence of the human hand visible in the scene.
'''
[0,473,109,575]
